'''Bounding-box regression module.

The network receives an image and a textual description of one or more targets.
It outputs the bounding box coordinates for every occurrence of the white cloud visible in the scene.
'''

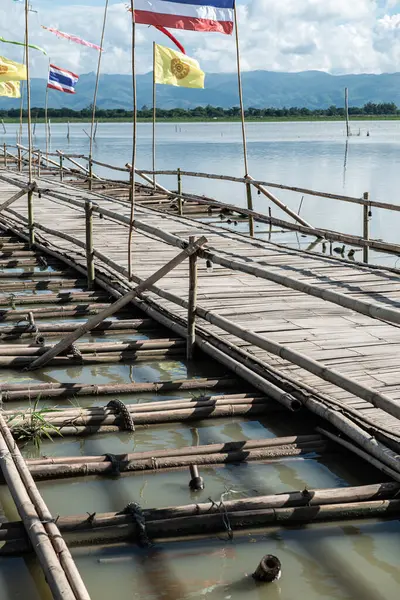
[1,0,400,76]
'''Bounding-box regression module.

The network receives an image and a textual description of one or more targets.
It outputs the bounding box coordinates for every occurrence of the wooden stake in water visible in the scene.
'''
[345,87,351,137]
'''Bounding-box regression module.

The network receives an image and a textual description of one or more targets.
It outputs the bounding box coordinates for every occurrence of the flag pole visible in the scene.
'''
[152,41,156,188]
[89,0,109,189]
[128,0,137,279]
[233,3,253,236]
[24,0,34,248]
[233,3,248,175]
[18,31,26,145]
[45,59,50,163]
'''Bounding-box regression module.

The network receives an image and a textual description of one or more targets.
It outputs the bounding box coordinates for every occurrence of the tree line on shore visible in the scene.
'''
[0,102,398,119]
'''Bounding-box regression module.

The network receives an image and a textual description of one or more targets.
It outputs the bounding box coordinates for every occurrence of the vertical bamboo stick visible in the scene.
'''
[177,167,183,215]
[246,181,254,236]
[18,147,22,172]
[67,121,70,140]
[24,1,32,184]
[3,143,7,167]
[363,192,369,264]
[88,156,93,190]
[37,149,41,177]
[187,235,198,360]
[59,153,64,182]
[152,41,156,189]
[85,201,95,289]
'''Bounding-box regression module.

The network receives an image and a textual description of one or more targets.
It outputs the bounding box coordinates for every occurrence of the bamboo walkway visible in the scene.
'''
[1,166,400,463]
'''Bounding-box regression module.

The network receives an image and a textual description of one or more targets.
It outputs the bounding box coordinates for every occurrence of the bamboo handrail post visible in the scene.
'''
[27,188,35,248]
[28,235,208,370]
[245,180,254,236]
[37,149,41,177]
[17,147,22,172]
[3,143,7,167]
[177,167,183,215]
[363,192,369,263]
[187,235,198,360]
[59,153,64,182]
[85,200,95,289]
[88,157,93,190]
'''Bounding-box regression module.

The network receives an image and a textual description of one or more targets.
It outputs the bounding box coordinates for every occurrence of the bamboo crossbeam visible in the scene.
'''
[28,236,207,370]
[0,185,32,214]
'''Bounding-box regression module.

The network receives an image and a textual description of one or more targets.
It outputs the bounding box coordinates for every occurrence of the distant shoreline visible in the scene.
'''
[2,115,399,124]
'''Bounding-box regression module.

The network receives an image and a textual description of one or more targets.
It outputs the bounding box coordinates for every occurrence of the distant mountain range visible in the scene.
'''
[2,70,400,110]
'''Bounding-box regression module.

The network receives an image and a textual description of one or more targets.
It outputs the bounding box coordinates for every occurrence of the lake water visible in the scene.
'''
[5,118,400,266]
[1,121,400,599]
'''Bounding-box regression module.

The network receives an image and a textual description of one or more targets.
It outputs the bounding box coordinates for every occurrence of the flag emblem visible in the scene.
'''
[47,64,79,94]
[171,58,190,80]
[155,44,205,89]
[0,81,21,98]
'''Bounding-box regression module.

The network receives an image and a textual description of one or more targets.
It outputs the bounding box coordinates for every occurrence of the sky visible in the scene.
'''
[1,0,400,78]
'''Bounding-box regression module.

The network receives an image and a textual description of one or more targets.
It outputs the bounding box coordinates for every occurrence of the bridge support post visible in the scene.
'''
[246,180,254,237]
[177,168,183,216]
[187,235,198,360]
[363,192,369,264]
[85,201,95,290]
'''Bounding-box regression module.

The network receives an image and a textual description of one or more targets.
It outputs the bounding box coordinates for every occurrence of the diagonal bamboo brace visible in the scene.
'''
[0,183,37,214]
[28,236,208,371]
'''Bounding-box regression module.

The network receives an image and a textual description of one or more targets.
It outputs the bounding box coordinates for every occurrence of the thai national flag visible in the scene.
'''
[47,64,79,94]
[135,0,234,35]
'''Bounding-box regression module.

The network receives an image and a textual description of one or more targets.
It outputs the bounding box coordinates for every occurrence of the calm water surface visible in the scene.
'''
[1,121,399,599]
[5,119,400,264]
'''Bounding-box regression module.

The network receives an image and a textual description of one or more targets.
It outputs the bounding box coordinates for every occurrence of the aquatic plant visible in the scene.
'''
[9,398,62,452]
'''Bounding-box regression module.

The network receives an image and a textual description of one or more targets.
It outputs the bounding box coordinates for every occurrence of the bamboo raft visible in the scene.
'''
[1,151,400,598]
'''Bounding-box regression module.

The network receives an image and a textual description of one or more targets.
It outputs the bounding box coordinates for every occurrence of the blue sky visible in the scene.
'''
[2,1,400,78]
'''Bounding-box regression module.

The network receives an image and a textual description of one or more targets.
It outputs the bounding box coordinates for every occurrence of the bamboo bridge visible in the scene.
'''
[0,144,400,598]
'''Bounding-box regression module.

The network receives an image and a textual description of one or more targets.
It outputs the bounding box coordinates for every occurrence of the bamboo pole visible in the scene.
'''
[233,3,249,176]
[89,0,109,182]
[0,413,91,599]
[85,201,95,289]
[2,499,400,554]
[177,167,183,215]
[363,192,369,263]
[3,143,7,167]
[245,180,254,236]
[186,235,197,360]
[127,0,137,279]
[0,377,238,401]
[26,443,324,478]
[345,87,350,137]
[0,420,78,599]
[26,435,320,467]
[24,0,34,251]
[152,41,156,189]
[59,152,64,181]
[28,236,207,370]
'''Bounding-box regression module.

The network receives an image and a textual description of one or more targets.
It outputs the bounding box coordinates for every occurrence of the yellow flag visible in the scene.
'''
[0,56,27,82]
[0,81,21,98]
[154,45,204,89]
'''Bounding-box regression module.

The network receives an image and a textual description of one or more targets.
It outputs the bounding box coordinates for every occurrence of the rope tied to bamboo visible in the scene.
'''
[121,502,151,547]
[106,399,135,431]
[103,453,120,476]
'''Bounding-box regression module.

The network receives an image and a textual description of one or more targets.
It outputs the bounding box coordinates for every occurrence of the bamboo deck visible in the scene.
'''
[1,166,400,450]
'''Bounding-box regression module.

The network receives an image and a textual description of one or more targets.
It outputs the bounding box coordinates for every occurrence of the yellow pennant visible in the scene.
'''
[0,81,21,98]
[0,56,27,82]
[154,44,204,89]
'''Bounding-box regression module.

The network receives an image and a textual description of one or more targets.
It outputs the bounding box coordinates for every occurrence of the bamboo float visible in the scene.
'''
[0,376,239,401]
[0,338,186,355]
[0,410,90,599]
[0,417,80,599]
[26,435,321,467]
[2,498,400,555]
[25,442,326,480]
